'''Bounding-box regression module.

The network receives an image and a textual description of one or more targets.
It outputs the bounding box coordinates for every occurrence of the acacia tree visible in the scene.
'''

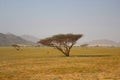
[12,44,20,51]
[38,34,83,56]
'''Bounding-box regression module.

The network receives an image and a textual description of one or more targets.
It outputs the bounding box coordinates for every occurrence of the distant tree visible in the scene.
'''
[12,44,20,51]
[80,44,89,47]
[38,34,83,56]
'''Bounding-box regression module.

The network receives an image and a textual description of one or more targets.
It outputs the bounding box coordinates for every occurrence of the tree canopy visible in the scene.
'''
[38,34,83,56]
[12,44,20,51]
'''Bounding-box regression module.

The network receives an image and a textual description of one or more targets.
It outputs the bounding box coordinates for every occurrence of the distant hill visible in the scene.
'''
[0,33,35,46]
[118,42,120,46]
[21,35,39,43]
[87,39,119,47]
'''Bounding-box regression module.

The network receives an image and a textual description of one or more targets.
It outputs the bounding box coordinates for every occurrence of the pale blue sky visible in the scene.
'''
[0,0,120,42]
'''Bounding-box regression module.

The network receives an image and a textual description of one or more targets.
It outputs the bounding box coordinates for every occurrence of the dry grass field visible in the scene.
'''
[0,47,120,80]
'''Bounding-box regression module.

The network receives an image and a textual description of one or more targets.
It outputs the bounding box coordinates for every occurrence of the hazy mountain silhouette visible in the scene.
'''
[118,42,120,46]
[21,35,39,43]
[87,39,119,47]
[0,33,119,47]
[0,33,35,46]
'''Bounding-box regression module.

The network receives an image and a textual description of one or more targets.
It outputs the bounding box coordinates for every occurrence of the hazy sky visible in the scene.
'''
[0,0,120,42]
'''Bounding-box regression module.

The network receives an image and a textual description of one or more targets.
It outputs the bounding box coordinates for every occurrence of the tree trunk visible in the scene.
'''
[65,52,69,56]
[61,52,69,57]
[64,49,70,57]
[55,46,70,57]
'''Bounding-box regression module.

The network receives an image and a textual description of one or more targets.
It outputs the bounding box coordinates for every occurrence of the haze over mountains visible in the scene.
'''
[86,39,120,47]
[21,35,39,43]
[0,33,36,46]
[0,33,120,47]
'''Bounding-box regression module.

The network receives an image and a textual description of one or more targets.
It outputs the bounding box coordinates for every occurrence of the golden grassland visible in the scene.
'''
[0,47,120,80]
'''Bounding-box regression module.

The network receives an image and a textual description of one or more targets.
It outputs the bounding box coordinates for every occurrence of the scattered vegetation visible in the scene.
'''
[80,44,89,47]
[0,47,120,80]
[12,44,20,51]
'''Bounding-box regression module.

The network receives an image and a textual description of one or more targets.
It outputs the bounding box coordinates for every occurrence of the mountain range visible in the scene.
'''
[0,33,120,47]
[0,33,36,46]
[86,39,120,47]
[21,35,39,43]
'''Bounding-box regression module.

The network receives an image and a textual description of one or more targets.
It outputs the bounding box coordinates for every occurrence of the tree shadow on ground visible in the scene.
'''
[70,54,111,57]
